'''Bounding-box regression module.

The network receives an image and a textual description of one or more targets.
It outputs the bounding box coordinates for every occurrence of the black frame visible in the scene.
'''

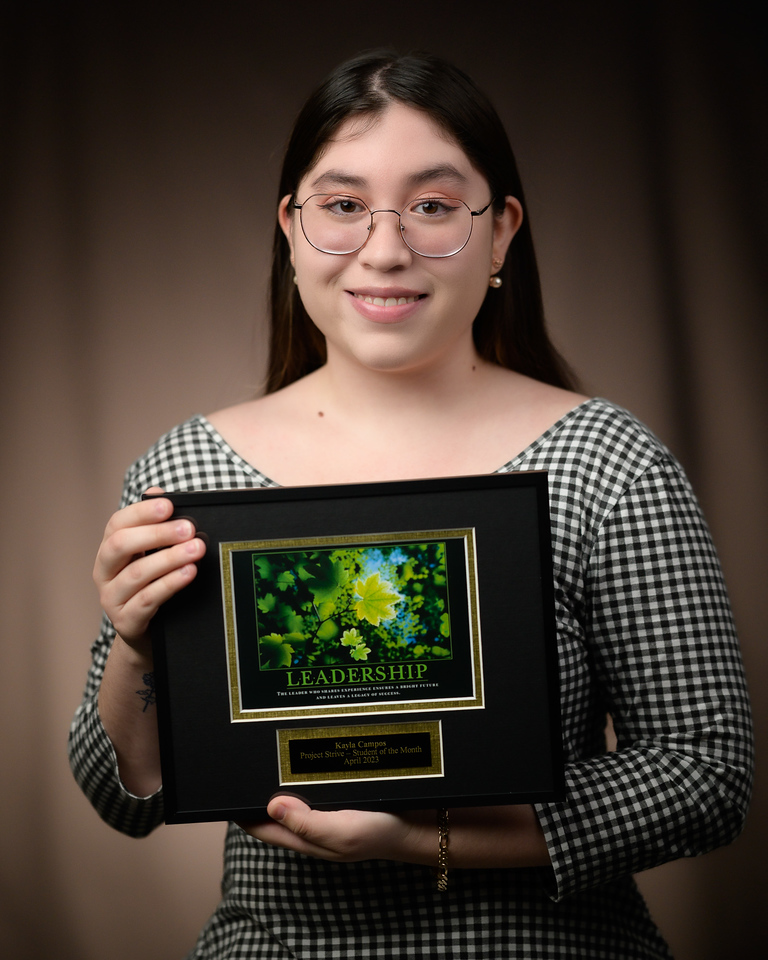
[149,472,563,823]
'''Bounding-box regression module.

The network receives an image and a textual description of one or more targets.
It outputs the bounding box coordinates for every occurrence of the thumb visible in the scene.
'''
[267,795,313,835]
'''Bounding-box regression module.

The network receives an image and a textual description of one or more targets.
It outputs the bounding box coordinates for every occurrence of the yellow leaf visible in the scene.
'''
[353,573,401,626]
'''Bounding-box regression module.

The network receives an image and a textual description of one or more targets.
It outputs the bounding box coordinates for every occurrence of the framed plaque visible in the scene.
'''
[148,473,563,823]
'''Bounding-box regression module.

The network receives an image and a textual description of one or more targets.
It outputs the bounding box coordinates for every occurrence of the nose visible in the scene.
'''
[358,209,412,269]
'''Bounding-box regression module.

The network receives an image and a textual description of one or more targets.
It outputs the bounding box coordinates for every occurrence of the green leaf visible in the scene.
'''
[259,633,294,669]
[431,645,450,658]
[350,643,372,661]
[440,612,451,638]
[307,554,348,603]
[256,592,277,614]
[260,632,284,648]
[276,603,304,634]
[274,570,296,591]
[316,600,336,620]
[354,573,401,626]
[316,619,339,641]
[340,628,363,647]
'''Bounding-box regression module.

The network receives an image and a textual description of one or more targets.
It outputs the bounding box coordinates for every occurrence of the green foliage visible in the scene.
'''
[253,542,451,670]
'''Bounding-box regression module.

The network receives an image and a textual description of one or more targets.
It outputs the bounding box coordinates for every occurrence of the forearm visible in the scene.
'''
[99,635,162,797]
[397,803,549,869]
[242,797,551,869]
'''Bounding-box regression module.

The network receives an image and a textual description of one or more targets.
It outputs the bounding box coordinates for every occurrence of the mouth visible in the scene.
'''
[347,288,427,324]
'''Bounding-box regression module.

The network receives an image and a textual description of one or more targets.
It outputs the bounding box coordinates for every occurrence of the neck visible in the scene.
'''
[312,342,497,425]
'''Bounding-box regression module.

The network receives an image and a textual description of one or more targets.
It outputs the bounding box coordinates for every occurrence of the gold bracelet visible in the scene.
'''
[436,807,449,891]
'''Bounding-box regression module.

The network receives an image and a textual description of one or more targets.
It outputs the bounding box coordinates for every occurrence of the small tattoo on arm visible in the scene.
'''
[137,673,157,712]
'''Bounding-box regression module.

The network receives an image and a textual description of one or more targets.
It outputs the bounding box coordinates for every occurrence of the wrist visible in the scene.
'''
[436,808,449,890]
[114,633,154,672]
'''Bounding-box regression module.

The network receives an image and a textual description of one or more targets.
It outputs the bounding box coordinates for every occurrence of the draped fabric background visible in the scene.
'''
[1,2,765,957]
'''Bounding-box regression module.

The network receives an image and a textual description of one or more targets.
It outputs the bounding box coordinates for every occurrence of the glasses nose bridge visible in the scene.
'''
[366,206,406,246]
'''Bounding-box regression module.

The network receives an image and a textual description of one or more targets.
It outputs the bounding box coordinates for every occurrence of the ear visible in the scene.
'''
[492,195,524,265]
[278,194,296,265]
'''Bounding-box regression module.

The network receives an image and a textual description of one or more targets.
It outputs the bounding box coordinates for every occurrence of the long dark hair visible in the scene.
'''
[266,50,576,393]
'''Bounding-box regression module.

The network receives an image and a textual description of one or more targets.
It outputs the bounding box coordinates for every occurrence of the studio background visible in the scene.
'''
[1,2,765,958]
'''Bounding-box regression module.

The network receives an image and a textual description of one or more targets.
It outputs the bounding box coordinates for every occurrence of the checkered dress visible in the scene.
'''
[69,399,753,959]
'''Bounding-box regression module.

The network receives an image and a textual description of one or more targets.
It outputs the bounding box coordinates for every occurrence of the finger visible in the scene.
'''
[238,798,337,857]
[102,493,174,540]
[105,534,206,609]
[252,798,396,861]
[110,555,203,643]
[239,805,344,860]
[96,515,198,584]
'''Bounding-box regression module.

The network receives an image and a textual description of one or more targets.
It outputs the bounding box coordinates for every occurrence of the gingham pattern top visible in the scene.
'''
[69,399,753,959]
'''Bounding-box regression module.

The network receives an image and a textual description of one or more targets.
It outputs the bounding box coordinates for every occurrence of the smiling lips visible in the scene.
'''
[347,289,427,324]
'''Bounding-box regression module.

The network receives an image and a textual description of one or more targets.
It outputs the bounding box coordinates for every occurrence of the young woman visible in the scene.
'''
[71,52,753,958]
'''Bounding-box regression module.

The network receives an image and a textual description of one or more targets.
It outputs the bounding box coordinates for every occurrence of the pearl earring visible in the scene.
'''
[489,275,503,288]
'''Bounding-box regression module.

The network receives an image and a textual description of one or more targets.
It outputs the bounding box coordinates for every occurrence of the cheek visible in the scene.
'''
[293,256,346,327]
[438,257,492,323]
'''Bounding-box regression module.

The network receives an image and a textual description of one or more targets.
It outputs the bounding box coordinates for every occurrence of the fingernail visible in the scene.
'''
[176,520,192,537]
[270,803,286,822]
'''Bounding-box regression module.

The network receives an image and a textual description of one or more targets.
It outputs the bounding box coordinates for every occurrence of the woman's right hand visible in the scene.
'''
[93,486,207,656]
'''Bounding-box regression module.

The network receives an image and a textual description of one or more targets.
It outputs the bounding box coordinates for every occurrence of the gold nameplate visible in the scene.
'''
[277,721,443,784]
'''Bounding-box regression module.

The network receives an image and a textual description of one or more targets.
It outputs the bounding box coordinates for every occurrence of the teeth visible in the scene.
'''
[355,294,420,306]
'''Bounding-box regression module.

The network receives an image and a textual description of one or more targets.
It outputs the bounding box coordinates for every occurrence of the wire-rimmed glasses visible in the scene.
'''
[292,194,494,258]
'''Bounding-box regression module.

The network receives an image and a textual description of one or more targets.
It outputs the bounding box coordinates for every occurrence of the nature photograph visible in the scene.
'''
[251,541,453,671]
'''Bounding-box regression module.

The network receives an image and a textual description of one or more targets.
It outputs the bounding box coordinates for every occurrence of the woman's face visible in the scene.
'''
[278,102,522,378]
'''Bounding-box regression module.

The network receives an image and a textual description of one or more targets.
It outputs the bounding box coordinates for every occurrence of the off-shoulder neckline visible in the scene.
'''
[191,397,607,487]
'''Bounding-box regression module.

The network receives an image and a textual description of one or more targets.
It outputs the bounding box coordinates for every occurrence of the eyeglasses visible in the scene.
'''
[292,194,494,259]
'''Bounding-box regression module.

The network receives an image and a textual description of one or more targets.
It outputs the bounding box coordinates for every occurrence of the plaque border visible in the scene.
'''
[148,472,564,823]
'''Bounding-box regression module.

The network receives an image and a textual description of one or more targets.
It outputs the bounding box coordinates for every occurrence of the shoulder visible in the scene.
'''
[121,414,271,504]
[519,397,692,528]
[530,397,676,476]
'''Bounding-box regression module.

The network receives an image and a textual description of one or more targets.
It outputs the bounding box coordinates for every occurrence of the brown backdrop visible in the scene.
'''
[1,2,765,957]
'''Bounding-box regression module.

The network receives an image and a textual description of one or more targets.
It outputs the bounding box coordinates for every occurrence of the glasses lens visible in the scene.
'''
[299,195,371,254]
[401,198,473,257]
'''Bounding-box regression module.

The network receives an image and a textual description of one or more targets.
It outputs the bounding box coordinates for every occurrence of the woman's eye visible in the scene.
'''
[411,199,457,217]
[321,196,365,216]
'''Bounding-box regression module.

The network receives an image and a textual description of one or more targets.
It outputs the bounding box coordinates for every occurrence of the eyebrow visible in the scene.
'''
[309,163,470,193]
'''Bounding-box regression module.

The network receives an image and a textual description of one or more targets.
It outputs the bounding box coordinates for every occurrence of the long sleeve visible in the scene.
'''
[69,415,274,836]
[533,445,753,900]
[68,613,166,836]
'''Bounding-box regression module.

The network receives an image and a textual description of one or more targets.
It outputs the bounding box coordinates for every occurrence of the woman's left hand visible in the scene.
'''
[237,796,551,868]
